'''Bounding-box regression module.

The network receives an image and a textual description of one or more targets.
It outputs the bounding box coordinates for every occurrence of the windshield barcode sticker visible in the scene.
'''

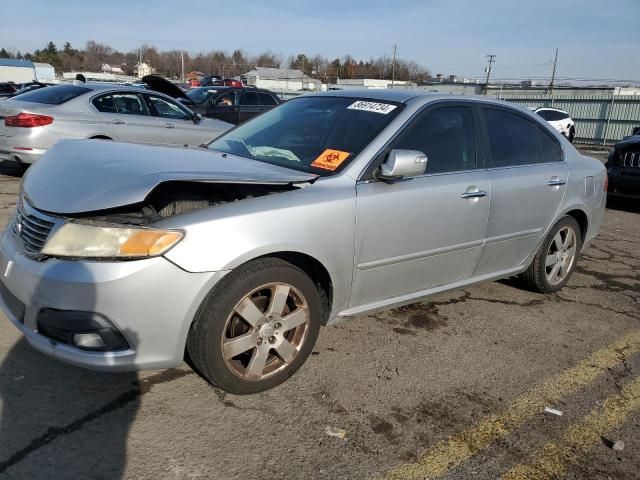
[347,101,397,115]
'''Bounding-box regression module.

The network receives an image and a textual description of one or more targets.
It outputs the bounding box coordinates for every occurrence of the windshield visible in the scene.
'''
[10,85,90,105]
[207,96,402,175]
[186,87,217,103]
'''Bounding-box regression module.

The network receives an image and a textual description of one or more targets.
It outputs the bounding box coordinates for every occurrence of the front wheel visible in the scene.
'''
[520,216,582,293]
[187,258,322,394]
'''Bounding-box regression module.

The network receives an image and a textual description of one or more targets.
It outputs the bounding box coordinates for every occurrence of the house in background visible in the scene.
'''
[241,67,321,91]
[133,62,154,78]
[0,58,35,83]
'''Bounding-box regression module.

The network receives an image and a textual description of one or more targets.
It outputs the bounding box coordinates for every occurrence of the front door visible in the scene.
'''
[474,106,569,275]
[351,103,490,307]
[206,90,240,124]
[144,93,207,146]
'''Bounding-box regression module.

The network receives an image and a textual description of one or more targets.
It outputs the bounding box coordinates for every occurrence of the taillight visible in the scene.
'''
[5,112,54,128]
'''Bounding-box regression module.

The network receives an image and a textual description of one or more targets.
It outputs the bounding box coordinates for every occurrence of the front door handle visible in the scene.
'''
[461,190,488,199]
[165,123,176,129]
[547,177,566,186]
[112,119,126,125]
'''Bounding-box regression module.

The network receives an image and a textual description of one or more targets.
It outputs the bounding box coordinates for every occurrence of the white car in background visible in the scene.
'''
[535,107,575,142]
[0,80,232,164]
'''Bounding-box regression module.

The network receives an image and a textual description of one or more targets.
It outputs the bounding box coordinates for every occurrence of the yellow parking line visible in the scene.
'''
[502,375,640,480]
[386,330,640,480]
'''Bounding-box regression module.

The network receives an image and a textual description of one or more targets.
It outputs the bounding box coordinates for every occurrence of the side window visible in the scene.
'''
[146,95,191,120]
[484,108,540,167]
[258,93,277,106]
[538,127,562,162]
[241,91,259,106]
[536,110,549,120]
[92,94,117,113]
[556,111,570,121]
[391,106,477,174]
[111,93,149,116]
[213,91,235,106]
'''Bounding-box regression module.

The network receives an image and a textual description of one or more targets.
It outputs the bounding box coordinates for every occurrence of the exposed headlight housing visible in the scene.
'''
[41,222,183,259]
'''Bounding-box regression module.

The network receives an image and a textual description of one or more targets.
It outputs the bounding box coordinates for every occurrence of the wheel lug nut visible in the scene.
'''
[257,337,263,346]
[269,336,276,344]
[274,322,282,329]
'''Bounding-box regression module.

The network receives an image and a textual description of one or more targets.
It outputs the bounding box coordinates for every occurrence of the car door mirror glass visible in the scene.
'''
[377,149,428,183]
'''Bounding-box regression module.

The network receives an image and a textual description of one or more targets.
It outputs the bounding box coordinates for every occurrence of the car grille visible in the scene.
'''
[622,151,640,168]
[13,200,58,256]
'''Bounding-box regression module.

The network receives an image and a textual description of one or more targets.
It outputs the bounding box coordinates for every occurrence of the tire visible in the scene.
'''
[187,257,322,394]
[568,126,576,143]
[520,216,582,293]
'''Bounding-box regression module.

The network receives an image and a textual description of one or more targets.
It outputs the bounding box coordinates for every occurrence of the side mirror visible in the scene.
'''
[191,112,202,124]
[376,149,428,184]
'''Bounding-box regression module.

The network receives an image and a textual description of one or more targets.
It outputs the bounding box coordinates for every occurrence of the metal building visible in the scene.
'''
[241,67,321,91]
[0,58,35,83]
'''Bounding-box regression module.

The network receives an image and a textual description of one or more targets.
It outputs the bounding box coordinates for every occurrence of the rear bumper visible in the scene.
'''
[607,174,640,199]
[0,146,46,164]
[0,227,226,371]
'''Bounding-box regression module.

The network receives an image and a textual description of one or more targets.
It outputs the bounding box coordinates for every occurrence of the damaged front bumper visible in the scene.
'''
[0,227,226,371]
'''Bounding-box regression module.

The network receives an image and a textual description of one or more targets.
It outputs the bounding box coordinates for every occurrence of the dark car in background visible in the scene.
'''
[182,86,281,124]
[606,130,640,200]
[0,83,17,99]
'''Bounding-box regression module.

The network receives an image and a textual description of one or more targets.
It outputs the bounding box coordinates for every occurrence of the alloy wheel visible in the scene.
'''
[545,226,577,285]
[221,283,310,381]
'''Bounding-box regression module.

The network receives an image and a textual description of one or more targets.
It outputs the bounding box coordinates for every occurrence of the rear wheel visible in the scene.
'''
[187,258,322,394]
[520,216,582,293]
[568,126,576,143]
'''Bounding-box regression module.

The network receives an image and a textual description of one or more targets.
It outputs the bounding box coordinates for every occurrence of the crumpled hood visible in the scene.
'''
[23,139,317,214]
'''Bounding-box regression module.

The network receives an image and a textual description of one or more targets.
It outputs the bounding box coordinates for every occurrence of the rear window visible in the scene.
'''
[11,85,90,105]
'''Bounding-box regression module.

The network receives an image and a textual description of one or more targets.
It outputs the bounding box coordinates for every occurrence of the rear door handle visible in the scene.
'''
[547,177,566,186]
[112,119,126,125]
[165,123,175,129]
[461,190,488,199]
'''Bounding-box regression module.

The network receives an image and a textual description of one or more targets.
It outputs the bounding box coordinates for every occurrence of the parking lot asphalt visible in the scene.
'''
[0,149,639,480]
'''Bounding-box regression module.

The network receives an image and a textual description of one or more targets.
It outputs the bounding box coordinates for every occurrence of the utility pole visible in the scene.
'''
[548,48,558,96]
[181,51,184,85]
[484,54,495,94]
[391,44,397,86]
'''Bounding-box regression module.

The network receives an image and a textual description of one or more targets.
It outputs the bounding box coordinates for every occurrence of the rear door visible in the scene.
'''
[474,106,568,275]
[351,102,491,306]
[238,90,264,123]
[92,92,166,143]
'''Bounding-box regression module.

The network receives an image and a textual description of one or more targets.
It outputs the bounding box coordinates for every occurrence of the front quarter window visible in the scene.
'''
[207,97,402,175]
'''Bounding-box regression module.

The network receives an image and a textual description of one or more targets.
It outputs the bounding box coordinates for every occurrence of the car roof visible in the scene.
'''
[535,106,569,114]
[307,89,421,103]
[80,82,147,92]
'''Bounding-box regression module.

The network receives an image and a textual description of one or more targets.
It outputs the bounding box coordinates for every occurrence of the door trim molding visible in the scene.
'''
[357,239,484,270]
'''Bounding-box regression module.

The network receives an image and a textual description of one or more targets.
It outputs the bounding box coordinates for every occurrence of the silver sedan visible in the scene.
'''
[0,90,606,393]
[0,82,232,164]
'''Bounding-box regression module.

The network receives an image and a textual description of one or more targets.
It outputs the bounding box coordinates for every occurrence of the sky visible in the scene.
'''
[1,0,639,82]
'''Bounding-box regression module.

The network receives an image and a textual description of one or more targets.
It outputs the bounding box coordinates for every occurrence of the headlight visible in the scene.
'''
[41,223,183,259]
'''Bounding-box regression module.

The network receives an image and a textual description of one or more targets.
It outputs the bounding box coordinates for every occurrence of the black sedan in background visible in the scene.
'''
[181,86,281,124]
[606,131,640,200]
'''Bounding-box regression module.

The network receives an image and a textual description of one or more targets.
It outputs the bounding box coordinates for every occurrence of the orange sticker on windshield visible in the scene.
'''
[311,149,351,171]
